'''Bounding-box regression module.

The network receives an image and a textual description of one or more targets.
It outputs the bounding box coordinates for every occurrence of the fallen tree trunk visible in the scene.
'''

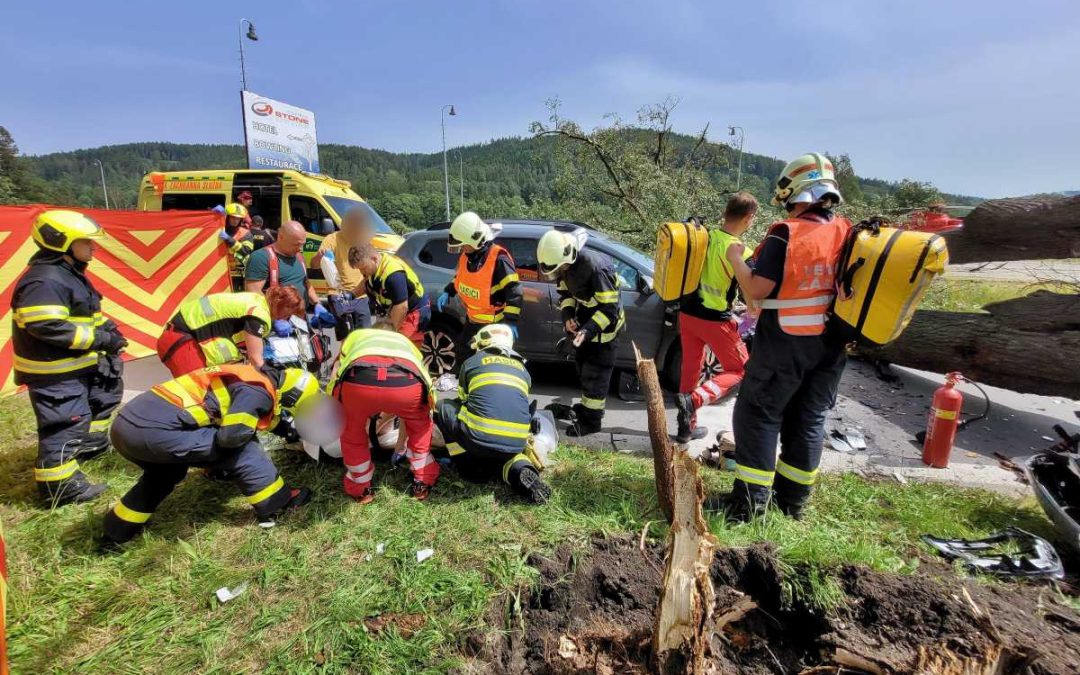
[871,291,1080,398]
[946,195,1080,264]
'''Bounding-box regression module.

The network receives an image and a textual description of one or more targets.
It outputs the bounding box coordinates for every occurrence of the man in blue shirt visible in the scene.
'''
[244,220,320,308]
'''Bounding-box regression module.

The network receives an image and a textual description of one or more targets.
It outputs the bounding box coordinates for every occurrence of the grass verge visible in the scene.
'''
[0,394,1063,673]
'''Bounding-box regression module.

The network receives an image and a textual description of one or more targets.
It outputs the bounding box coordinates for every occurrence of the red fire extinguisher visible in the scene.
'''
[922,372,965,468]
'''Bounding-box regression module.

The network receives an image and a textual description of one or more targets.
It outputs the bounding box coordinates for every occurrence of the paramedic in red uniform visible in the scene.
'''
[673,192,757,443]
[328,327,439,504]
[720,153,851,521]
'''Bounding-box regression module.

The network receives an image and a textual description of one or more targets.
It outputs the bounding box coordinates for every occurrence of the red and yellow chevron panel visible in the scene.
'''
[1,205,231,397]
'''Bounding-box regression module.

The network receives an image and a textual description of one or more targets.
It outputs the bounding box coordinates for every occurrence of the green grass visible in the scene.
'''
[921,278,1072,313]
[0,394,1065,673]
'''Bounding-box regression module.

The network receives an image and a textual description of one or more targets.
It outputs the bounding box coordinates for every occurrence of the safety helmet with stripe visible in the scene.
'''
[469,323,517,356]
[772,152,843,209]
[32,210,105,253]
[225,203,249,218]
[537,229,579,279]
[277,368,323,415]
[448,211,494,251]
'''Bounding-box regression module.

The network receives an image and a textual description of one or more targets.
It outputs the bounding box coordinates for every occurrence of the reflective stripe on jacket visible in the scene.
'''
[697,229,749,313]
[11,252,110,385]
[457,350,532,453]
[368,254,425,311]
[151,364,278,429]
[330,329,434,404]
[173,292,271,365]
[756,216,850,336]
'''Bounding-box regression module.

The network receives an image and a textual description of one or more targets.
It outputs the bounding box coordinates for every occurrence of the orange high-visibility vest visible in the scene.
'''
[757,216,850,336]
[151,364,278,429]
[454,244,511,324]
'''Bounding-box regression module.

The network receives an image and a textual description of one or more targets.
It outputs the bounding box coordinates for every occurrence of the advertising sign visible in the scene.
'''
[241,91,320,173]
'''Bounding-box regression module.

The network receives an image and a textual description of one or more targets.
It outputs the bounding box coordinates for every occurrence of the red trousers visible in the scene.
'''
[337,380,436,497]
[156,327,207,377]
[679,313,748,408]
[399,309,425,347]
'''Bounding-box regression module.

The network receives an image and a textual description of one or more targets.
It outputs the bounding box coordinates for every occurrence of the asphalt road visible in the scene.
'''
[947,259,1080,283]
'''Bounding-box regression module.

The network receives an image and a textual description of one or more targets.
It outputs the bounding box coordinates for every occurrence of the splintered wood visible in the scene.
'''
[635,344,719,674]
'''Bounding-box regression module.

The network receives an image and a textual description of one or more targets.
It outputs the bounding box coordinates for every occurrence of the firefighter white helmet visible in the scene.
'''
[470,323,517,356]
[537,230,579,279]
[448,211,494,252]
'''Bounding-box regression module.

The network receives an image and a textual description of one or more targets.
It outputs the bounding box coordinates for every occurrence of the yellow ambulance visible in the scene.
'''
[136,169,403,293]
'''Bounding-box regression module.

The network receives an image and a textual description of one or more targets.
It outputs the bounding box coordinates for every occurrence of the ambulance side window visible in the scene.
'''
[288,196,332,234]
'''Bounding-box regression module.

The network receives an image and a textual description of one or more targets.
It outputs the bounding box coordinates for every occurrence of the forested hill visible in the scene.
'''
[19,135,979,231]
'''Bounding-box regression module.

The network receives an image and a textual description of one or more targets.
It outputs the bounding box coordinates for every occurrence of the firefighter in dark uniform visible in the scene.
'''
[721,153,851,520]
[434,324,551,504]
[537,229,625,437]
[101,365,323,544]
[348,244,430,346]
[12,210,127,505]
[434,212,523,374]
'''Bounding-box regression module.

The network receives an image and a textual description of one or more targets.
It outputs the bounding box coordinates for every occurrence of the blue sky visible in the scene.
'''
[2,0,1077,198]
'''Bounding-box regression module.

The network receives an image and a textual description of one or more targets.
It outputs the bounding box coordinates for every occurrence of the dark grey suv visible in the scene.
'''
[395,220,717,390]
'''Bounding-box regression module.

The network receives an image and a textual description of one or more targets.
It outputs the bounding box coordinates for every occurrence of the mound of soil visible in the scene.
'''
[465,537,1080,674]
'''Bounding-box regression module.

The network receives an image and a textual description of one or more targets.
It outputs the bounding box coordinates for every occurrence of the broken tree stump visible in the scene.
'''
[945,195,1080,264]
[635,342,674,523]
[635,343,719,674]
[870,291,1080,398]
[652,452,720,674]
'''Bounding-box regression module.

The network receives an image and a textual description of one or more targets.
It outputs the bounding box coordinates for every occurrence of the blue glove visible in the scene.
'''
[313,304,336,327]
[391,452,406,467]
[273,319,293,337]
[323,249,335,263]
[435,292,450,312]
[218,230,234,245]
[510,324,519,339]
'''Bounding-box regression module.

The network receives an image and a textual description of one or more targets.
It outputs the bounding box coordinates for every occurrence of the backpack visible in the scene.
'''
[654,217,709,302]
[831,218,949,345]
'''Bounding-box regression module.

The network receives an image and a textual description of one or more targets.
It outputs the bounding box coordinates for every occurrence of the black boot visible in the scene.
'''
[704,489,767,523]
[674,393,707,443]
[511,466,552,505]
[258,487,311,528]
[545,402,575,421]
[39,475,108,507]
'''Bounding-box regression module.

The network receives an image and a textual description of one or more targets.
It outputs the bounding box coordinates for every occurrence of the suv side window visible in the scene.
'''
[501,238,543,283]
[611,256,640,291]
[417,237,460,269]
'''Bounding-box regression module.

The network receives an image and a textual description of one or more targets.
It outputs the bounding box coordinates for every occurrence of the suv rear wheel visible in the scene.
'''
[422,315,460,376]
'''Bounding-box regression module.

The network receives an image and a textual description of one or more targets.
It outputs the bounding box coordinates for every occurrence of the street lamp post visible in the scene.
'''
[238,18,259,91]
[92,159,109,209]
[441,104,456,221]
[457,151,464,213]
[728,125,745,191]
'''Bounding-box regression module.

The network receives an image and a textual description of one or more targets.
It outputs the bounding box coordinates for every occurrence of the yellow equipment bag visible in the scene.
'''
[654,218,709,302]
[832,219,949,346]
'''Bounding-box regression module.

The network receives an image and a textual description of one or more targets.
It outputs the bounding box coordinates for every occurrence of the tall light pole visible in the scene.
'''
[238,18,259,91]
[728,125,745,191]
[92,159,109,209]
[441,104,456,220]
[457,151,464,213]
